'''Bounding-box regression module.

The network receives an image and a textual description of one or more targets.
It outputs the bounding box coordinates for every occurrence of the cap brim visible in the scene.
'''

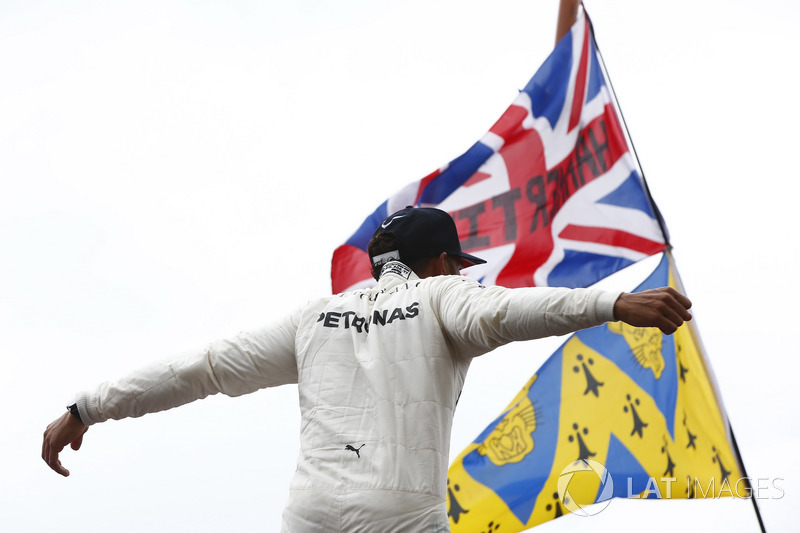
[456,252,487,268]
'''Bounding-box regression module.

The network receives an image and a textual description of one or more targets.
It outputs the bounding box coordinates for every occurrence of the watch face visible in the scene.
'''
[67,404,82,422]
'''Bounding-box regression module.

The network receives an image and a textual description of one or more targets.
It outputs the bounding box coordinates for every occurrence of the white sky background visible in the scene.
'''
[1,0,797,531]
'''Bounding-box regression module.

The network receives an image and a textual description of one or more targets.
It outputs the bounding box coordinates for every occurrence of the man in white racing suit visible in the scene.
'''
[42,207,692,532]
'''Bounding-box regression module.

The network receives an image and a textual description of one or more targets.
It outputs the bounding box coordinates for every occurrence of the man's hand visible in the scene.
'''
[613,287,693,335]
[42,411,89,477]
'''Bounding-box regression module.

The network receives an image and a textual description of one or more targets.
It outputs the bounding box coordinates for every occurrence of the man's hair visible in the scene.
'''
[367,232,434,280]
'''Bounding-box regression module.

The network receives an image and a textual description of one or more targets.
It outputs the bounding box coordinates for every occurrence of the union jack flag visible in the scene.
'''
[331,10,666,293]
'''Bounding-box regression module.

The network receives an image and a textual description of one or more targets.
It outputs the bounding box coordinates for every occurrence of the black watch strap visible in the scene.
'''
[67,403,83,424]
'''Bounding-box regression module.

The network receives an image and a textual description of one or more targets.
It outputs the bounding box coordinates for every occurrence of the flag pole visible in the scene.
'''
[555,0,580,45]
[729,423,768,532]
[586,11,767,529]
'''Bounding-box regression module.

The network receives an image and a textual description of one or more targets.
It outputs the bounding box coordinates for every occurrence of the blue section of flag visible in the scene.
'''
[345,200,389,250]
[597,171,656,217]
[417,142,495,205]
[463,352,564,524]
[547,251,636,289]
[522,33,572,128]
[604,433,652,498]
[586,34,605,103]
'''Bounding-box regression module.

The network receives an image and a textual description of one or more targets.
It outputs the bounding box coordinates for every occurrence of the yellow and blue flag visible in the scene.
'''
[446,253,744,531]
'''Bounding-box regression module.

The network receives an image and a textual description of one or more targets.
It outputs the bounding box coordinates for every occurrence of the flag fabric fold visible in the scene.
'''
[446,253,745,531]
[331,10,666,293]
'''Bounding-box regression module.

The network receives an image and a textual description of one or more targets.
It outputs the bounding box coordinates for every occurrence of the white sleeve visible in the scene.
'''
[429,276,620,359]
[75,309,300,426]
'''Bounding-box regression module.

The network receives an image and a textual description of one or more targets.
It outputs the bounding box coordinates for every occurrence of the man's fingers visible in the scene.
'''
[42,412,87,476]
[675,291,693,314]
[41,429,47,464]
[614,287,693,335]
[42,437,70,476]
[657,316,679,335]
[664,288,693,322]
[649,308,679,335]
[656,297,691,333]
[51,459,70,477]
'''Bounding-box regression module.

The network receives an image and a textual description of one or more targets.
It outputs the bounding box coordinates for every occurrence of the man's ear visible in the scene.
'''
[436,252,449,276]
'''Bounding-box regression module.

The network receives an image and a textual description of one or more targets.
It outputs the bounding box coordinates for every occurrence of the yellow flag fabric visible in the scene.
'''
[447,253,744,531]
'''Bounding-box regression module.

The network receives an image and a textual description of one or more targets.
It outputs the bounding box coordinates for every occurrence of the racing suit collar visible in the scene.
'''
[377,261,419,285]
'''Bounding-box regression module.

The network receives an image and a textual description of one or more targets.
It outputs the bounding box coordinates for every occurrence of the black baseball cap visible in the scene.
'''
[370,206,487,269]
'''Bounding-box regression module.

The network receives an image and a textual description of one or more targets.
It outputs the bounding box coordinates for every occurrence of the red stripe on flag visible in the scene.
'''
[331,244,371,293]
[414,168,441,204]
[558,225,665,256]
[463,171,492,187]
[489,105,529,143]
[568,21,591,132]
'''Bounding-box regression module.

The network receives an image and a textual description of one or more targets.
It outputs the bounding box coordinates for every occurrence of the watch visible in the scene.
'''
[67,403,83,424]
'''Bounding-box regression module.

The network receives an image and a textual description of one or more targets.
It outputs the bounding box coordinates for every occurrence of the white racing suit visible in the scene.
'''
[75,261,620,532]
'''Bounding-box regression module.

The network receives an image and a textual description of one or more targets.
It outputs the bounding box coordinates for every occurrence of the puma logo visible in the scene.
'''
[345,444,366,458]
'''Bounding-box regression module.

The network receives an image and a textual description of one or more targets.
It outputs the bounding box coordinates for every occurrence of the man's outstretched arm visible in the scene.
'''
[42,411,88,477]
[613,287,693,334]
[40,307,302,477]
